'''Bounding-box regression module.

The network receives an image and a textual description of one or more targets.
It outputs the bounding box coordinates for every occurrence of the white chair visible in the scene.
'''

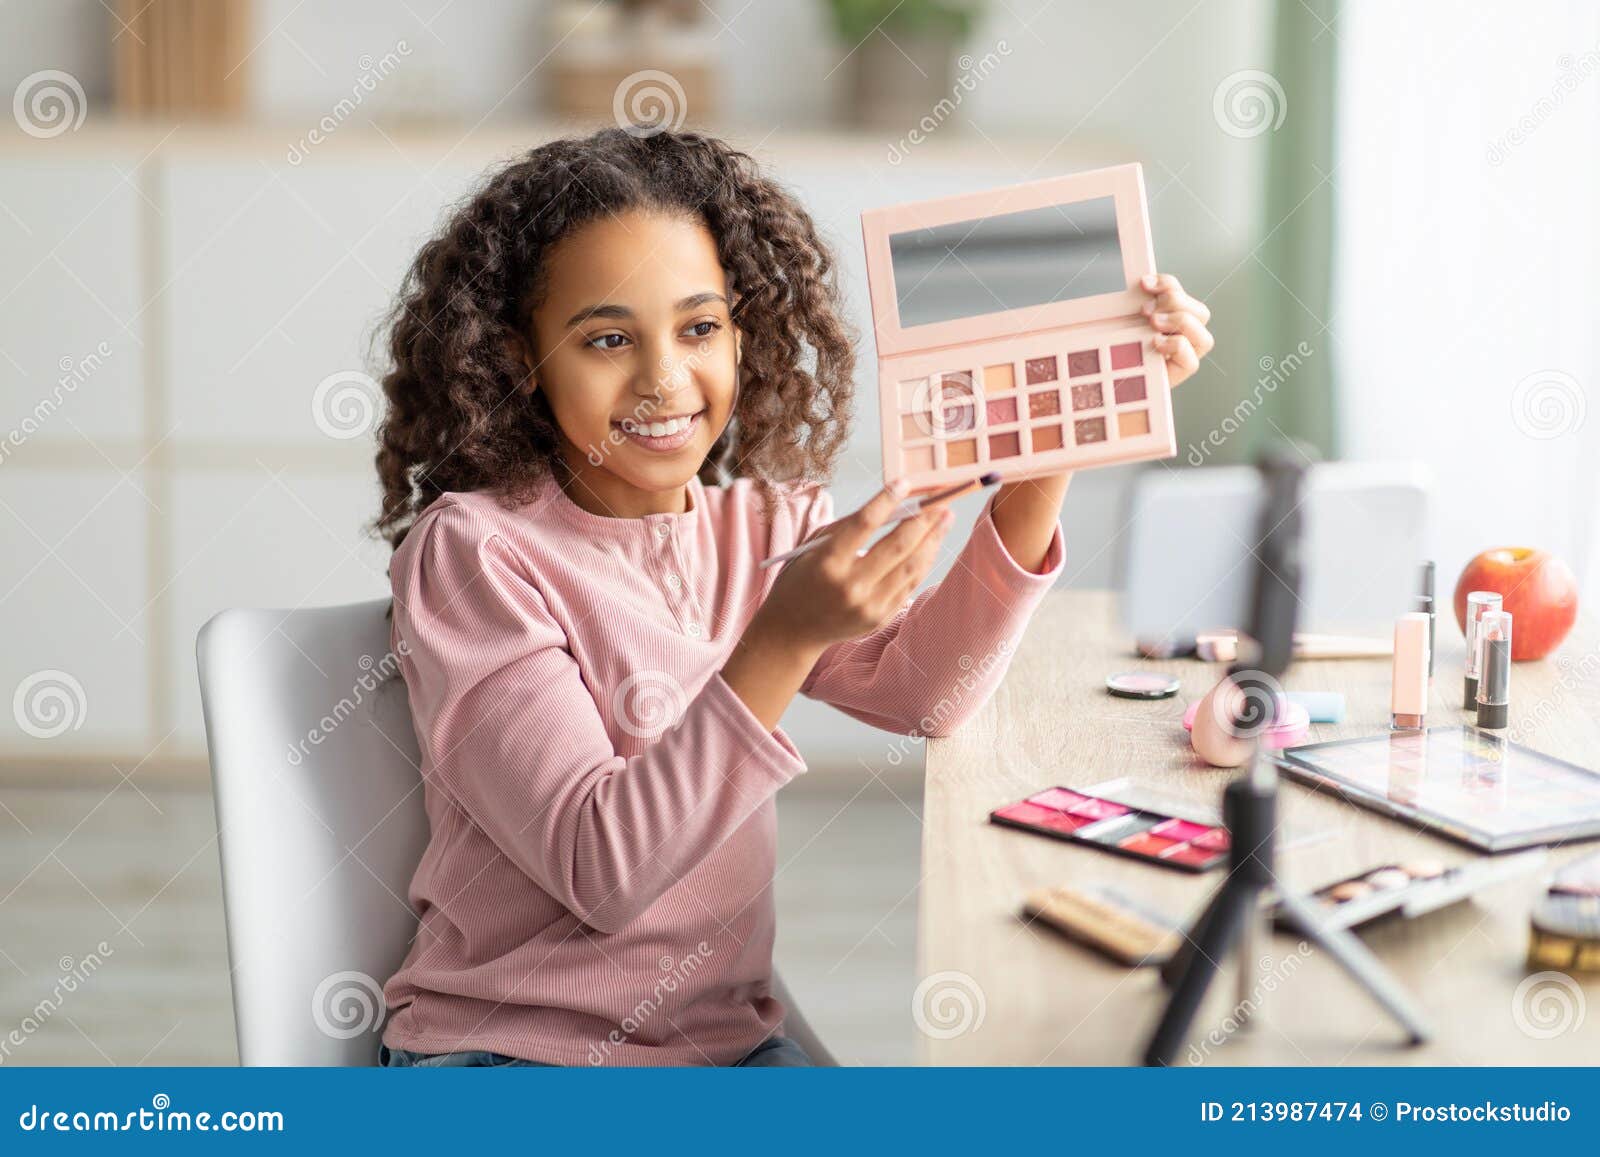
[197,598,835,1066]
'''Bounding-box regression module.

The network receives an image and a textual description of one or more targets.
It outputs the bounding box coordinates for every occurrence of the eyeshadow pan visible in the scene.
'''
[1074,417,1107,445]
[1113,375,1147,404]
[1028,390,1061,418]
[942,402,975,433]
[945,438,977,467]
[900,413,928,440]
[1120,832,1181,857]
[988,431,1021,459]
[1066,796,1130,820]
[1024,356,1057,384]
[1038,811,1096,834]
[900,379,930,409]
[1110,341,1143,370]
[1031,423,1064,451]
[1191,828,1230,852]
[985,397,1017,425]
[940,370,974,395]
[1067,349,1101,377]
[902,445,935,474]
[1070,383,1103,411]
[993,801,1060,826]
[1029,787,1088,811]
[983,363,1015,391]
[1118,409,1151,438]
[1151,818,1212,843]
[1164,844,1223,868]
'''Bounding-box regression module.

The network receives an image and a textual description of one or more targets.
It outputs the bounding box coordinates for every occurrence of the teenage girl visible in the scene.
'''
[372,127,1213,1067]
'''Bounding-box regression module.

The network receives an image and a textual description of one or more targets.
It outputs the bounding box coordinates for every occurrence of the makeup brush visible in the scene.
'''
[760,472,1001,571]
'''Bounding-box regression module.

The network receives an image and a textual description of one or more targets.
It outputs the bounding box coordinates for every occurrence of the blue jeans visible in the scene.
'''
[379,1035,813,1068]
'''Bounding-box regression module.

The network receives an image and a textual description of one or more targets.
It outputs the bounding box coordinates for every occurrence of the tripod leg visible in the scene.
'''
[1277,890,1431,1044]
[1143,882,1255,1066]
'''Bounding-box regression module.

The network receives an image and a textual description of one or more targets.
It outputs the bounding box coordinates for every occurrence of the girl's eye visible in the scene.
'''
[588,333,630,351]
[685,320,721,338]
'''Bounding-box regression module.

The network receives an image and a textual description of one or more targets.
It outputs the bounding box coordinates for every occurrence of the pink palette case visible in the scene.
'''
[862,163,1175,490]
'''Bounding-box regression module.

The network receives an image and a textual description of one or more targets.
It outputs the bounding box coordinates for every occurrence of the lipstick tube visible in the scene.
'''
[1463,591,1503,708]
[1475,610,1513,730]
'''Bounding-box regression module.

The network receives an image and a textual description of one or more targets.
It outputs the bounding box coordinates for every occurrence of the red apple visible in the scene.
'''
[1453,547,1579,661]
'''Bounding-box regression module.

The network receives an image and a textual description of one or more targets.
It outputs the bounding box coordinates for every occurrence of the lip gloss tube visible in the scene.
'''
[1462,591,1503,708]
[1475,610,1513,730]
[1391,612,1431,730]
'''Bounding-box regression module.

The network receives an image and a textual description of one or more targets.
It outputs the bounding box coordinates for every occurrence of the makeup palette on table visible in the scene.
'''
[861,164,1175,490]
[1277,726,1600,852]
[1269,850,1547,934]
[990,787,1231,873]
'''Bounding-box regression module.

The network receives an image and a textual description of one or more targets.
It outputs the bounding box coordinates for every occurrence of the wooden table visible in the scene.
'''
[918,590,1600,1065]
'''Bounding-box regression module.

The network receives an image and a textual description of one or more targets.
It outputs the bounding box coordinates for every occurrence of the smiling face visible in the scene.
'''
[520,209,739,518]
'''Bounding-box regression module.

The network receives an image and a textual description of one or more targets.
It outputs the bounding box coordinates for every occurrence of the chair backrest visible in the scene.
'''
[196,599,835,1067]
[197,599,428,1065]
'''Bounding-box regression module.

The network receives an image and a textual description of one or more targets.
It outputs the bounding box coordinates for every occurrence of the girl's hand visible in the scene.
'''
[757,484,954,654]
[1139,273,1214,387]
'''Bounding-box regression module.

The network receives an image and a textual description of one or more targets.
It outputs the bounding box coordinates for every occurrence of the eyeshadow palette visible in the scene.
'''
[990,786,1231,873]
[862,164,1175,490]
[1270,850,1546,934]
[1277,726,1600,852]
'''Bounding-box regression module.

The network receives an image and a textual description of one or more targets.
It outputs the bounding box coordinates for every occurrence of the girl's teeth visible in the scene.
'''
[628,414,692,437]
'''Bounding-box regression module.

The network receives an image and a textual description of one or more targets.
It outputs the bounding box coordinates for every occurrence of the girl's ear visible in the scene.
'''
[505,331,538,393]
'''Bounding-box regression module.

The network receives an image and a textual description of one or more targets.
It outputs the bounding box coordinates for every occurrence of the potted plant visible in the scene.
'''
[824,0,983,130]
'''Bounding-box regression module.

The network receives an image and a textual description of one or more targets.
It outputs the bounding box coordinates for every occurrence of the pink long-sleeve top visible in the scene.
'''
[380,469,1063,1066]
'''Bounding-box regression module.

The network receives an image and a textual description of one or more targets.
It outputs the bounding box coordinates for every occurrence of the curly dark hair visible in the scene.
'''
[373,127,857,549]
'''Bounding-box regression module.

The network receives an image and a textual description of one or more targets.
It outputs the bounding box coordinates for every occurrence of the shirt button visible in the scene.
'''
[655,523,670,539]
[685,622,703,639]
[665,573,682,592]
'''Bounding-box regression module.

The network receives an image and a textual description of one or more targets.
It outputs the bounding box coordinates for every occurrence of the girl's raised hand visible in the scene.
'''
[1139,273,1214,387]
[759,483,954,653]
